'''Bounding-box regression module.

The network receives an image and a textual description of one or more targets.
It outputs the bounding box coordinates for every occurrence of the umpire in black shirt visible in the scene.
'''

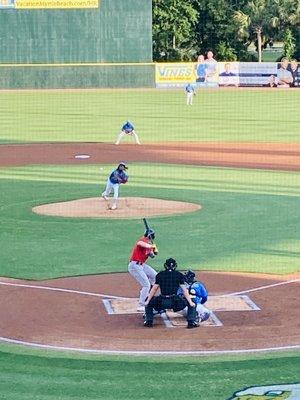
[144,258,199,329]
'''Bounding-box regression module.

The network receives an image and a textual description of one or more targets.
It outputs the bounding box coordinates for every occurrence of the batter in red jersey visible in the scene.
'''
[128,228,158,312]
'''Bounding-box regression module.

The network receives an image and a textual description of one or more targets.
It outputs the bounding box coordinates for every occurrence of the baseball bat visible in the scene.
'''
[142,218,154,244]
[142,217,150,232]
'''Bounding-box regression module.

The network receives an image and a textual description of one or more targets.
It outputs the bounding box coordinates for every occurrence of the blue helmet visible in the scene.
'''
[144,228,155,240]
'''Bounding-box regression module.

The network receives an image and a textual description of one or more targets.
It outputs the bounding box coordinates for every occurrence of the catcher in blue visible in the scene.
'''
[101,162,128,210]
[115,121,141,145]
[177,270,211,323]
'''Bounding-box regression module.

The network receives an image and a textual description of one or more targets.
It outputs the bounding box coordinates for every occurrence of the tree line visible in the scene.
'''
[152,0,300,62]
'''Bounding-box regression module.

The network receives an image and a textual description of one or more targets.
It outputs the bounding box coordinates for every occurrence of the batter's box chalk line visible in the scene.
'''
[102,294,260,328]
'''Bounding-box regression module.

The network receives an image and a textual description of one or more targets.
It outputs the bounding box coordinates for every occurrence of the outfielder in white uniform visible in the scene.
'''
[185,83,196,105]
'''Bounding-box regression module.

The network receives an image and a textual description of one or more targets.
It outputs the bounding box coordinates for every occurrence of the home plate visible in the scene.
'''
[74,154,90,159]
[165,310,221,327]
[102,295,260,328]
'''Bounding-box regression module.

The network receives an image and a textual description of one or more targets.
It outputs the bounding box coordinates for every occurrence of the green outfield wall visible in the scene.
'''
[0,0,153,88]
[0,63,155,88]
[0,0,152,63]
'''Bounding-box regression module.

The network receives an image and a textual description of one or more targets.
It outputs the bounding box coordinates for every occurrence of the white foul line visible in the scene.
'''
[219,278,300,297]
[0,335,300,356]
[1,278,298,301]
[0,281,129,300]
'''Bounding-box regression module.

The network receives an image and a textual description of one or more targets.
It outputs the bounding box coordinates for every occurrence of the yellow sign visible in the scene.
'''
[155,62,196,87]
[16,0,99,8]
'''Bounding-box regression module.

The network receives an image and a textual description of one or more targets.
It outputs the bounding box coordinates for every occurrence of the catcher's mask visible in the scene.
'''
[184,270,196,284]
[144,228,155,240]
[164,258,177,271]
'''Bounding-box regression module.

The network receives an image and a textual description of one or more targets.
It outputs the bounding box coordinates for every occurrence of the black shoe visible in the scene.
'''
[144,321,153,328]
[187,322,199,329]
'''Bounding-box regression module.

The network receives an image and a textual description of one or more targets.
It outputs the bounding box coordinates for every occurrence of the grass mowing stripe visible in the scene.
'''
[0,350,299,400]
[0,164,300,197]
[0,89,300,143]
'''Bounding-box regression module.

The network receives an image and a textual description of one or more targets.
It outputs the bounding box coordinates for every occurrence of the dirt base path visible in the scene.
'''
[1,142,300,170]
[0,272,299,354]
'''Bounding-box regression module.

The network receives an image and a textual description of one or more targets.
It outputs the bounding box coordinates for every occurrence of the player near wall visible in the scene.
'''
[185,83,196,105]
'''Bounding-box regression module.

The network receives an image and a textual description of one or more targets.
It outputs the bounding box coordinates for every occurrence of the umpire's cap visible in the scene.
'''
[184,270,196,284]
[164,258,177,271]
[118,162,128,170]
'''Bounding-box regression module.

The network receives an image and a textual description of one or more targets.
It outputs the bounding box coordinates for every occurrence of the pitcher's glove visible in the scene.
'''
[119,173,128,184]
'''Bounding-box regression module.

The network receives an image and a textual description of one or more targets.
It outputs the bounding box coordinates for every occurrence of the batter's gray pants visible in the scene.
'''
[128,261,157,306]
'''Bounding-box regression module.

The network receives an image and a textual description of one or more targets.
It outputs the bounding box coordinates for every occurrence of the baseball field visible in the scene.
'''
[0,88,300,399]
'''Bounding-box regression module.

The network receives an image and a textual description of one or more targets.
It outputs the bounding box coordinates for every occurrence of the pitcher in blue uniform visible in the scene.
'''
[102,162,128,210]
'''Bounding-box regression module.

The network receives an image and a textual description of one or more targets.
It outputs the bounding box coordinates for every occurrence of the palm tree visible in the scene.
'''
[270,0,300,28]
[234,0,300,62]
[233,0,276,62]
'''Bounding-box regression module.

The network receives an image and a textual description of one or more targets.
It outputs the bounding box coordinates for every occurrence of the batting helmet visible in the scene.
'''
[164,258,177,271]
[184,270,196,284]
[144,228,155,240]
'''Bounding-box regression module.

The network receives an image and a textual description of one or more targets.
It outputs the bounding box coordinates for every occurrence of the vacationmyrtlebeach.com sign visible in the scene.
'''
[0,0,99,8]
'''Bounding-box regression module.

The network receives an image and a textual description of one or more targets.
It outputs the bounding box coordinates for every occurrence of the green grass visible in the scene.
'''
[262,50,283,62]
[0,88,300,143]
[0,344,299,400]
[0,163,299,279]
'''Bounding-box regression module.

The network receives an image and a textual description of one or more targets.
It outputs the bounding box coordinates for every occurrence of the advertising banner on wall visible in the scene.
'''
[155,61,300,88]
[0,0,99,8]
[155,63,195,88]
[271,59,300,88]
[218,62,240,87]
[237,62,277,86]
[155,62,219,88]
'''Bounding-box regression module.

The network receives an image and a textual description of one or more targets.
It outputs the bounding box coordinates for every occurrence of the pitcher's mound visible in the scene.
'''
[32,197,201,218]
